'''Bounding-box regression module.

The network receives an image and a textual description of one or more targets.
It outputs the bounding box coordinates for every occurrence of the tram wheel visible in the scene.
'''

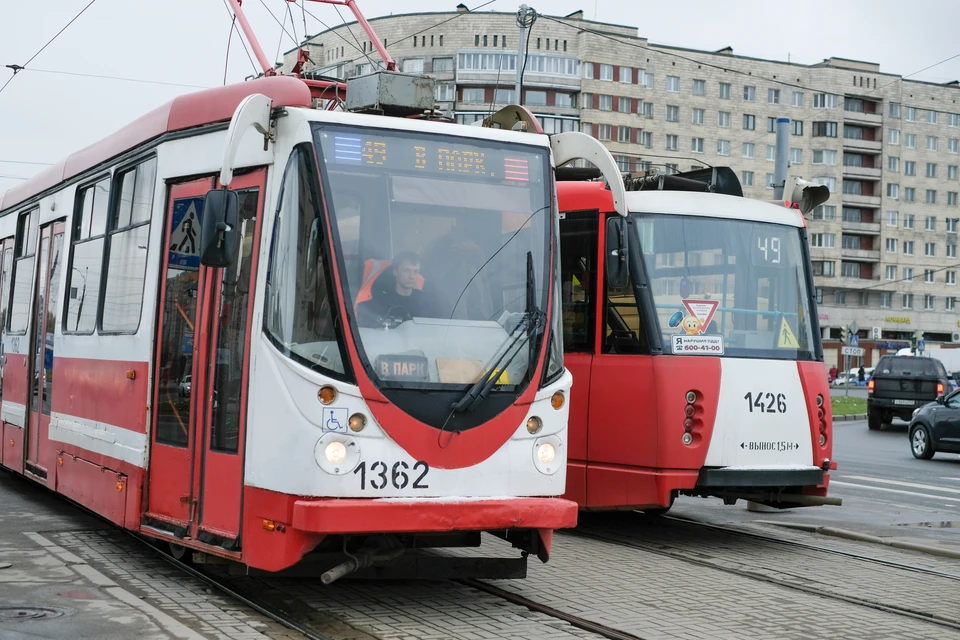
[168,542,190,562]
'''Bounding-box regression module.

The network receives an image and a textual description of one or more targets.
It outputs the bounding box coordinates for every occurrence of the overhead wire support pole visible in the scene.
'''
[773,117,789,200]
[304,0,397,70]
[515,4,529,103]
[227,0,277,75]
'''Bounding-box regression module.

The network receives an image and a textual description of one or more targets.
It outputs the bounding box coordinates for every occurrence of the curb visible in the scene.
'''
[832,413,867,421]
[757,521,960,560]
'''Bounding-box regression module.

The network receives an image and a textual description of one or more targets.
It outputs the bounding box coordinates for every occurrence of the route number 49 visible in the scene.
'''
[744,392,786,413]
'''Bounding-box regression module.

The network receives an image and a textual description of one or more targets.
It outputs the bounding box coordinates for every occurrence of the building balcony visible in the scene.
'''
[842,164,882,180]
[843,110,883,126]
[842,193,882,208]
[841,248,881,262]
[842,220,881,234]
[842,137,883,153]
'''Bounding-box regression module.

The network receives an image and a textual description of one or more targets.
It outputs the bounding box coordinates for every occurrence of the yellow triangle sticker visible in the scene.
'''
[778,317,800,348]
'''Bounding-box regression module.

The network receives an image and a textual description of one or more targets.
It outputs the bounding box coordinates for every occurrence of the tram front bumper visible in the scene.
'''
[290,496,578,534]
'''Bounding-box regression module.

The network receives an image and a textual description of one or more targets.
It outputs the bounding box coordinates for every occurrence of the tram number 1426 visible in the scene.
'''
[354,460,430,490]
[743,392,787,414]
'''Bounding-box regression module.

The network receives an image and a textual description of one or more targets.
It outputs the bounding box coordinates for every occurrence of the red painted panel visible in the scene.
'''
[798,360,833,493]
[651,355,721,469]
[586,356,659,466]
[242,486,324,571]
[565,353,592,460]
[55,454,127,526]
[3,353,28,409]
[2,424,23,473]
[563,461,587,506]
[53,358,150,433]
[290,496,578,535]
[585,464,699,509]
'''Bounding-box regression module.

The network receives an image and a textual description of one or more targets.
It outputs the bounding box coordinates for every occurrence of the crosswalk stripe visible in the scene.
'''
[830,480,960,503]
[844,474,960,496]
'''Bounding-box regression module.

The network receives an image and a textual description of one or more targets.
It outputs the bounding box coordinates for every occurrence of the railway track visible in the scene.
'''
[573,513,960,632]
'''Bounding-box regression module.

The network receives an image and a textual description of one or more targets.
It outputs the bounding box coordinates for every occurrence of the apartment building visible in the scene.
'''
[282,4,960,364]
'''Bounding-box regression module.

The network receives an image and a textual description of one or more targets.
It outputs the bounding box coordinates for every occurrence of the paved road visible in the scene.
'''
[671,418,960,547]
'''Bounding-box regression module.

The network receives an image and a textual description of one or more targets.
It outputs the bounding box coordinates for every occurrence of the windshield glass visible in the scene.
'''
[635,213,817,361]
[313,124,551,389]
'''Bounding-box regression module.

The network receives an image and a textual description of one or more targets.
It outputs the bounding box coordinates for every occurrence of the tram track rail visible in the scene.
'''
[573,515,960,632]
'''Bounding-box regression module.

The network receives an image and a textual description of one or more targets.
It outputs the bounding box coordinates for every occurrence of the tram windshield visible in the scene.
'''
[634,213,817,361]
[312,124,552,389]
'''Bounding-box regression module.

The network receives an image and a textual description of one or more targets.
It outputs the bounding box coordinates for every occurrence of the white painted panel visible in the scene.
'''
[48,412,146,467]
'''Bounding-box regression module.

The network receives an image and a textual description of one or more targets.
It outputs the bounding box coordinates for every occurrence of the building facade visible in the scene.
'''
[282,4,960,366]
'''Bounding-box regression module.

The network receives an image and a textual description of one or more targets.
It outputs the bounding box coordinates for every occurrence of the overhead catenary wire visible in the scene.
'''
[0,0,99,97]
[21,67,212,90]
[219,0,259,75]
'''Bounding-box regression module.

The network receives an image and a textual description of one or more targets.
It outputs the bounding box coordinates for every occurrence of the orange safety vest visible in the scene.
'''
[353,258,425,312]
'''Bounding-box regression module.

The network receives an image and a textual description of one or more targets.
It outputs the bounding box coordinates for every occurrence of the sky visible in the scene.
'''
[1,0,958,195]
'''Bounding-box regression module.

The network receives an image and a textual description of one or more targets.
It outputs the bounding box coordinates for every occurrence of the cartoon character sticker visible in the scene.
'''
[668,299,720,335]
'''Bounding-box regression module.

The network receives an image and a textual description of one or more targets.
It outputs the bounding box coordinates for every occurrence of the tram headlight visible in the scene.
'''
[348,413,367,432]
[314,434,360,475]
[526,416,543,434]
[325,441,347,464]
[532,435,562,475]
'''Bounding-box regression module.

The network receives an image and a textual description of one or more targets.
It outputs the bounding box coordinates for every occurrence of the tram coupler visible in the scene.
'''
[320,536,405,585]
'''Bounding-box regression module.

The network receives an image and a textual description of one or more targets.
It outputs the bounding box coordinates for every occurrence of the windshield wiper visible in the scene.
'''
[451,252,544,413]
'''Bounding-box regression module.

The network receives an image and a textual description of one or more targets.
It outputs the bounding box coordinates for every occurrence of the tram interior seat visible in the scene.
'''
[604,305,643,354]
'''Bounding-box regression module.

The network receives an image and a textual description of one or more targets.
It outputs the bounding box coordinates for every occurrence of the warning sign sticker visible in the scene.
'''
[777,316,800,348]
[169,197,204,270]
[681,299,719,334]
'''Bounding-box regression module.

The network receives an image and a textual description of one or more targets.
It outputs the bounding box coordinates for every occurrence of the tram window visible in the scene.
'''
[100,157,156,333]
[64,177,109,334]
[559,214,598,352]
[603,247,649,355]
[0,243,10,402]
[264,146,349,377]
[8,208,38,335]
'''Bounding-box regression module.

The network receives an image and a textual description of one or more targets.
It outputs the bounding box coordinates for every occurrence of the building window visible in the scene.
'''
[951,113,960,127]
[616,155,630,172]
[885,265,897,280]
[583,63,594,79]
[887,210,898,226]
[599,94,613,111]
[903,293,913,309]
[905,133,916,149]
[402,58,424,73]
[640,131,653,147]
[600,64,614,80]
[768,88,780,104]
[888,156,900,172]
[925,269,936,284]
[766,173,775,188]
[813,260,835,276]
[435,83,455,101]
[858,291,869,307]
[719,82,731,99]
[741,170,754,186]
[887,183,899,199]
[926,242,937,257]
[618,126,631,143]
[904,214,915,229]
[950,139,960,154]
[743,86,756,102]
[664,163,678,174]
[743,114,756,131]
[835,291,846,305]
[812,205,836,221]
[618,96,632,113]
[881,292,892,307]
[665,134,678,150]
[948,297,957,311]
[813,149,837,165]
[926,216,937,231]
[432,57,454,72]
[717,139,730,156]
[903,240,914,255]
[768,117,777,133]
[597,124,612,140]
[619,66,631,83]
[766,145,777,161]
[842,235,860,250]
[692,137,704,153]
[949,192,959,206]
[924,295,935,311]
[905,160,917,176]
[692,108,704,124]
[928,110,938,125]
[792,91,804,107]
[641,70,653,89]
[812,176,836,191]
[904,187,916,202]
[842,207,861,222]
[524,90,547,105]
[811,233,835,248]
[951,165,960,180]
[666,105,679,122]
[949,244,958,258]
[813,93,838,108]
[462,88,484,103]
[640,101,653,118]
[928,136,939,151]
[718,111,731,127]
[693,79,706,96]
[886,238,897,253]
[100,156,157,333]
[556,93,573,108]
[813,121,838,137]
[666,75,679,92]
[889,129,900,145]
[889,102,901,118]
[905,106,917,122]
[742,142,755,158]
[494,88,515,104]
[790,148,803,164]
[792,120,803,136]
[948,271,957,285]
[949,218,959,232]
[841,262,860,278]
[927,189,937,204]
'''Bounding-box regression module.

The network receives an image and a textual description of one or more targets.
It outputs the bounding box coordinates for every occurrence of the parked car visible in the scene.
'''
[178,375,191,397]
[907,391,960,459]
[867,355,951,430]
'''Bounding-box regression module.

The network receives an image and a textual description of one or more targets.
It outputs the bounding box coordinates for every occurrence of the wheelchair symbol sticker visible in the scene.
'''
[322,407,348,433]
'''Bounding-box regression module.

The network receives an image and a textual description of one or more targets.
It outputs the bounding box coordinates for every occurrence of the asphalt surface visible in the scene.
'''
[671,417,960,550]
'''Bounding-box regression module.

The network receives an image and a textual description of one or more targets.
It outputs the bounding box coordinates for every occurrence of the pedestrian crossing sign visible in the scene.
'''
[169,197,204,269]
[777,316,800,348]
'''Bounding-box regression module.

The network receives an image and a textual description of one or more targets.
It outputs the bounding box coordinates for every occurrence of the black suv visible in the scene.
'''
[867,355,951,430]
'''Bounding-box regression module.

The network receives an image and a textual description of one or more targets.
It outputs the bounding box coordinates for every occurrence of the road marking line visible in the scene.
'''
[831,480,960,504]
[844,474,960,495]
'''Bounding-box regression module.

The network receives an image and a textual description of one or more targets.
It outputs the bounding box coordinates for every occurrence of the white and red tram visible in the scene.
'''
[0,2,628,580]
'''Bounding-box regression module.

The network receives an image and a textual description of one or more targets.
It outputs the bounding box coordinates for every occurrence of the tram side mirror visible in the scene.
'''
[605,216,630,289]
[200,188,241,268]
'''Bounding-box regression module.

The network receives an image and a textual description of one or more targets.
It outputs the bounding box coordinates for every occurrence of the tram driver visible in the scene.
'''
[356,251,439,327]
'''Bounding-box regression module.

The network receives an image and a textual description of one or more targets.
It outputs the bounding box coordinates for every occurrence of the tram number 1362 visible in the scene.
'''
[354,460,430,490]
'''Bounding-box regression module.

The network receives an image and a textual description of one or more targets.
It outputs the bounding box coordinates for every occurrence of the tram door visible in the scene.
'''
[25,222,64,481]
[0,236,16,470]
[146,171,265,548]
[1,210,38,474]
